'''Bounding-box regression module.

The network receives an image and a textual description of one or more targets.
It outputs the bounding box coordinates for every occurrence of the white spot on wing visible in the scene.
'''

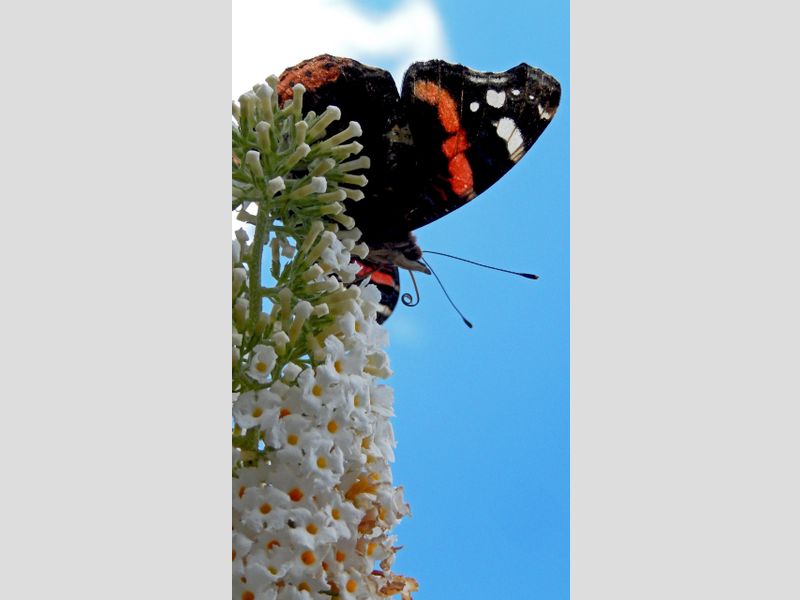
[496,117,515,139]
[469,101,479,112]
[486,89,506,108]
[467,74,508,85]
[512,89,520,96]
[507,129,524,160]
[537,104,553,120]
[495,117,525,162]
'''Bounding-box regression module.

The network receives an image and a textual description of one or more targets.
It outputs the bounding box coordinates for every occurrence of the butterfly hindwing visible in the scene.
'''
[354,261,400,324]
[399,60,561,232]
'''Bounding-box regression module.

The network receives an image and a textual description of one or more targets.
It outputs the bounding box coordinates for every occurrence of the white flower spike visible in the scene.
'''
[232,75,415,600]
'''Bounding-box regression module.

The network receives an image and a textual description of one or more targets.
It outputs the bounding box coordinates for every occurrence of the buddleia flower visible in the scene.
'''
[232,74,416,600]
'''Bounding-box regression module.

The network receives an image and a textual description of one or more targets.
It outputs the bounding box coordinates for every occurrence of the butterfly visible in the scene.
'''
[277,55,560,322]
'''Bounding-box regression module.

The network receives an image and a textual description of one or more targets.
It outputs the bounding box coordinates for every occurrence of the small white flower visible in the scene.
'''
[247,344,277,383]
[281,361,302,382]
[231,389,280,431]
[276,584,309,600]
[248,538,293,583]
[360,281,382,309]
[272,413,316,464]
[237,485,293,532]
[372,417,396,464]
[303,439,345,488]
[342,376,372,433]
[337,312,357,338]
[265,462,314,509]
[325,497,363,541]
[285,506,338,550]
[243,560,278,594]
[370,384,394,418]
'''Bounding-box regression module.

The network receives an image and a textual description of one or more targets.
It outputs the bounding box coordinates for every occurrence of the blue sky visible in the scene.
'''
[235,1,569,597]
[381,3,568,599]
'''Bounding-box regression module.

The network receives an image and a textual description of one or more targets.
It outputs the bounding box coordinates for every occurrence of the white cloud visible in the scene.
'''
[232,0,451,97]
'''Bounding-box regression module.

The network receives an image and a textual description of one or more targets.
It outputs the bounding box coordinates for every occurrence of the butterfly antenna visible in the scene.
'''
[401,271,421,307]
[420,258,473,329]
[424,250,539,280]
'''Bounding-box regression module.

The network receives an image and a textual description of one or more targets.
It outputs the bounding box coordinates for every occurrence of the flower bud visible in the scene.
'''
[232,267,247,296]
[310,157,336,177]
[351,243,369,259]
[294,120,308,143]
[253,82,274,122]
[282,143,310,171]
[338,155,370,173]
[266,176,285,197]
[302,264,324,282]
[244,150,264,180]
[317,121,362,151]
[343,188,365,201]
[238,90,257,122]
[256,121,271,152]
[306,105,341,141]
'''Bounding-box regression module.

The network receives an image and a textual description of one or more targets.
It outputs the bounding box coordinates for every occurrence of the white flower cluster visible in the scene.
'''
[232,75,417,600]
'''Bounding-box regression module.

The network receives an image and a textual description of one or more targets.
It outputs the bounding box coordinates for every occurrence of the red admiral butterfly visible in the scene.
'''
[278,55,560,323]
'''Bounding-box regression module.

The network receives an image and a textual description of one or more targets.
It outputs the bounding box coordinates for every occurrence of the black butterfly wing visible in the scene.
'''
[277,55,418,247]
[277,56,417,325]
[399,60,561,232]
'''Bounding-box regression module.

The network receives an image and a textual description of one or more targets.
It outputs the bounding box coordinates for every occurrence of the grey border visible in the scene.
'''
[573,1,800,597]
[1,1,230,596]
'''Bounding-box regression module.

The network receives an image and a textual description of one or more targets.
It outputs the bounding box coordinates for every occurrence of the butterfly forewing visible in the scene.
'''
[399,60,560,232]
[277,55,417,247]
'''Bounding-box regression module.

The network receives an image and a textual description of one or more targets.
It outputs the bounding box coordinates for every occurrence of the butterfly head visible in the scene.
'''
[365,233,431,275]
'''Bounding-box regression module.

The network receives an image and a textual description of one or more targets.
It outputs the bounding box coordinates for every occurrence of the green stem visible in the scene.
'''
[245,203,270,333]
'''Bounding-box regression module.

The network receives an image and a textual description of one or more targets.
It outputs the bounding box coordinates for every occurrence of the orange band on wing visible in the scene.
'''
[368,270,397,287]
[413,81,475,199]
[447,154,474,197]
[441,130,469,159]
[277,55,343,103]
[414,81,461,133]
